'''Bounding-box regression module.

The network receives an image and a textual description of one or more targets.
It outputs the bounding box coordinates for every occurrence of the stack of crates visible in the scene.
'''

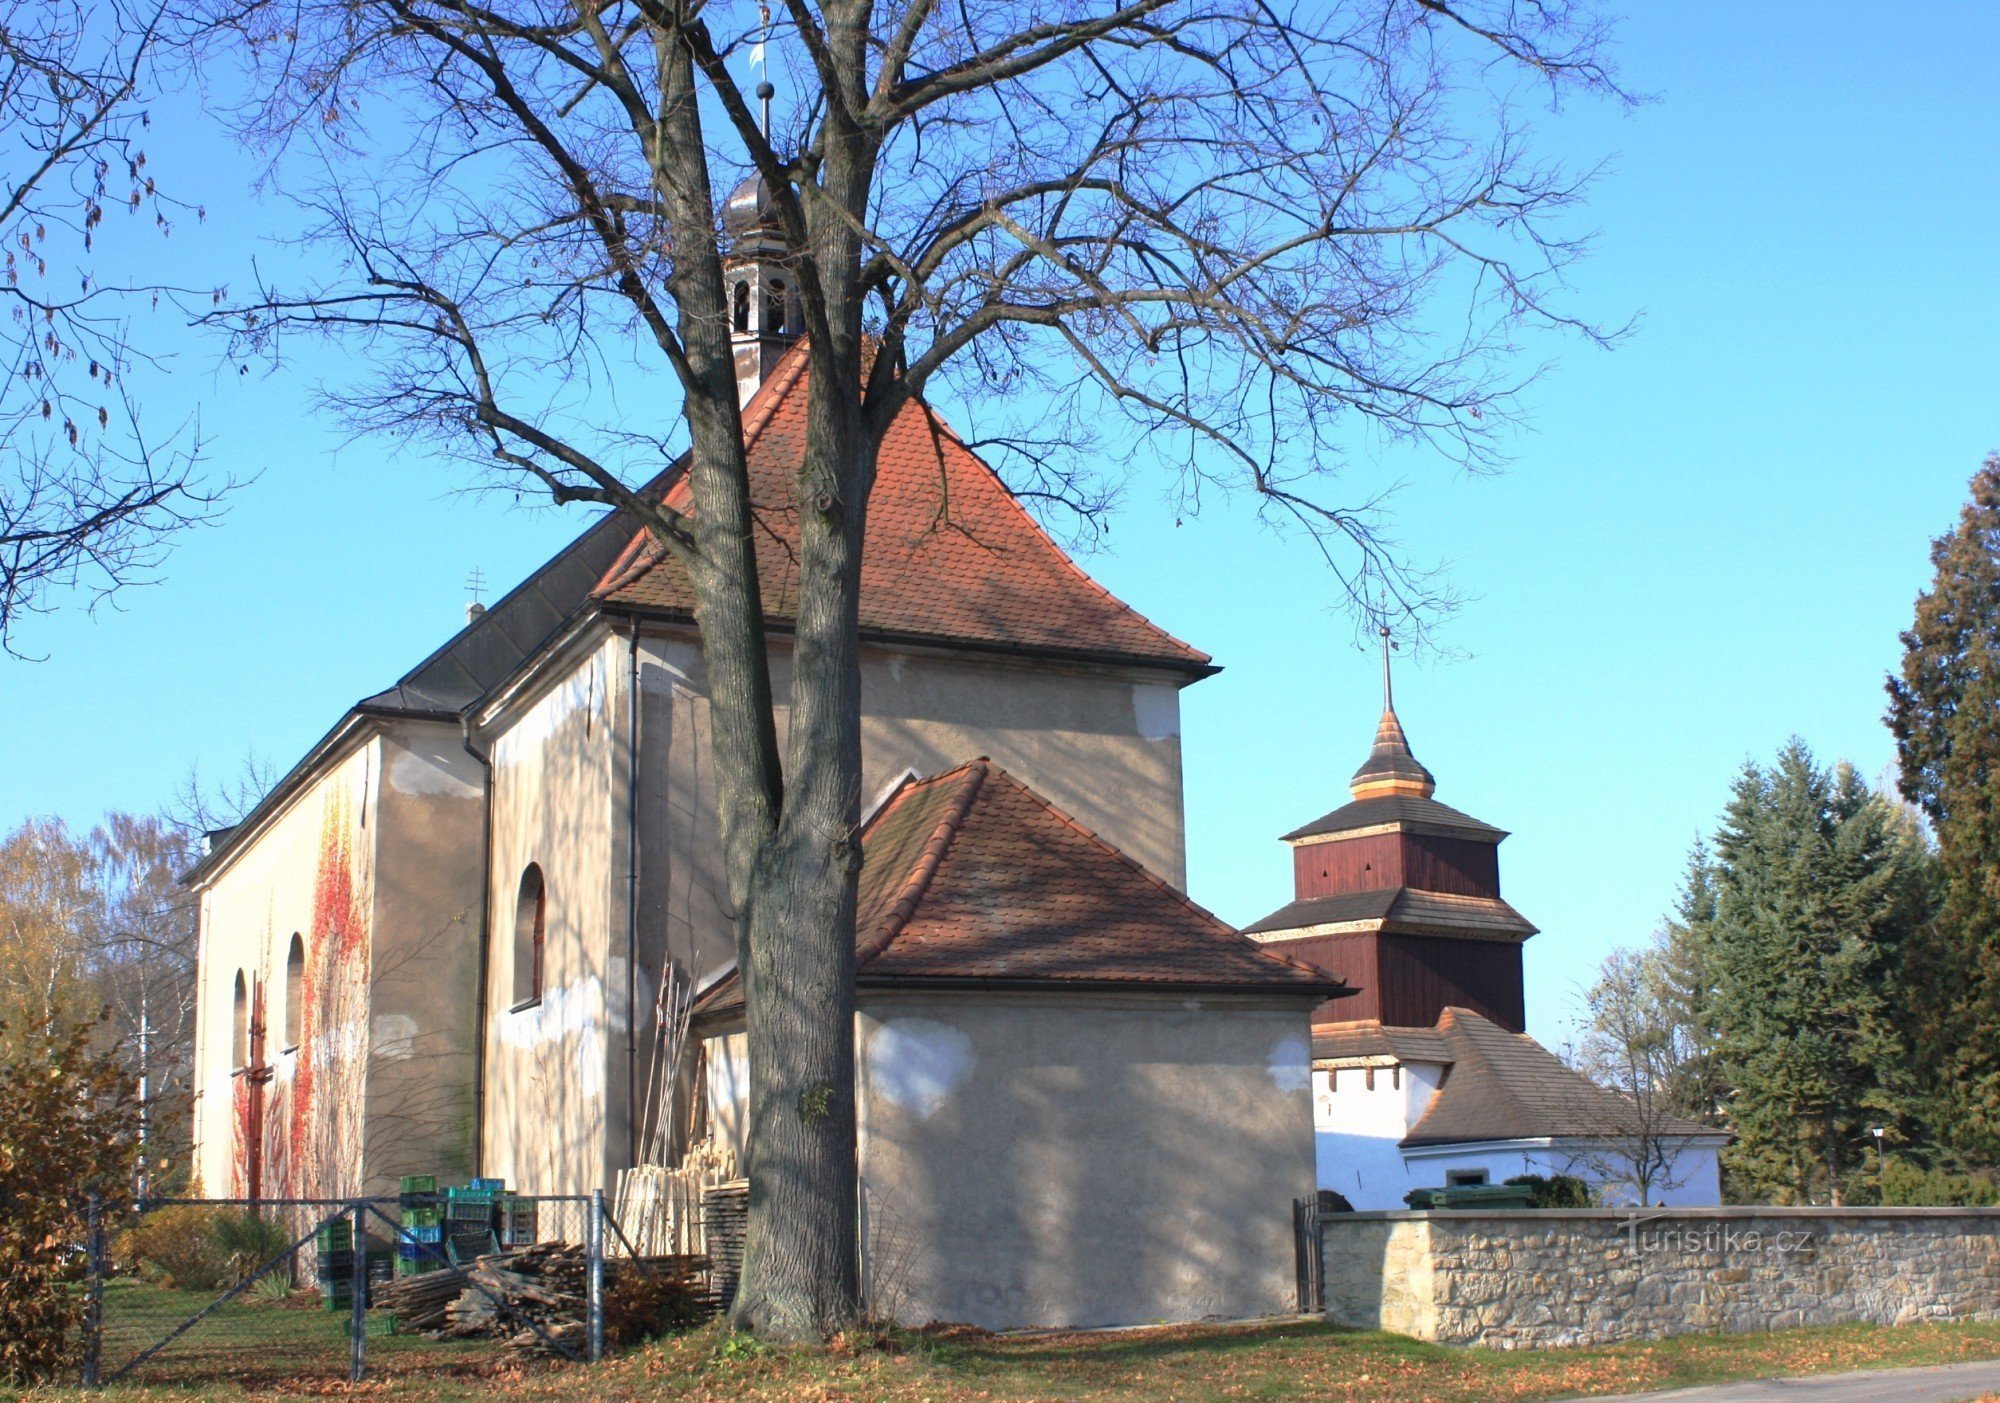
[317,1218,355,1309]
[499,1194,538,1248]
[444,1178,505,1264]
[396,1174,445,1277]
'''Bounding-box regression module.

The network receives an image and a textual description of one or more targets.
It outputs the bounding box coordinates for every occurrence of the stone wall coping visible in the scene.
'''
[1326,1206,2000,1222]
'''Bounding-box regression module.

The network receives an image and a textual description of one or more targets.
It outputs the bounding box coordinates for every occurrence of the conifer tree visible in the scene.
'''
[1888,456,2000,1162]
[1655,842,1729,1124]
[1707,742,1924,1203]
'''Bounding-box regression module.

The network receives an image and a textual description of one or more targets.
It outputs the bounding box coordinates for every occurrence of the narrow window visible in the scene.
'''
[513,864,547,1008]
[231,970,249,1070]
[1446,1169,1489,1187]
[765,280,786,334]
[732,281,750,333]
[284,935,305,1049]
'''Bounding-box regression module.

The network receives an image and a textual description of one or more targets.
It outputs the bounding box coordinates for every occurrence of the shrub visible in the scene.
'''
[0,1017,138,1384]
[115,1205,233,1290]
[115,1205,295,1291]
[604,1262,709,1345]
[1881,1157,2000,1207]
[1505,1173,1594,1208]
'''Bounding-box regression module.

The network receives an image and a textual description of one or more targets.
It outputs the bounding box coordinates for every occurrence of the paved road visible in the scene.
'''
[1587,1359,2000,1403]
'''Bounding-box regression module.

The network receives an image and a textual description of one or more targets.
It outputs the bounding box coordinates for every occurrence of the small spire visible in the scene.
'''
[1350,624,1434,799]
[1379,624,1393,711]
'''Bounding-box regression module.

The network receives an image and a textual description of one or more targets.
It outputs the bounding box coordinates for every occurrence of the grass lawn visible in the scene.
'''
[12,1309,2000,1402]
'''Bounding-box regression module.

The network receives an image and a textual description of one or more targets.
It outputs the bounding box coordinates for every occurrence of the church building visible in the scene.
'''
[182,178,1344,1329]
[184,175,1721,1333]
[1242,640,1726,1209]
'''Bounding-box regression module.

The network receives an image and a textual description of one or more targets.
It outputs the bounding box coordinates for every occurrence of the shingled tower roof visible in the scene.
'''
[1348,627,1435,799]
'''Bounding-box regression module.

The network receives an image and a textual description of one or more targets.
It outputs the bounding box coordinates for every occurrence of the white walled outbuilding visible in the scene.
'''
[1311,1042,1727,1211]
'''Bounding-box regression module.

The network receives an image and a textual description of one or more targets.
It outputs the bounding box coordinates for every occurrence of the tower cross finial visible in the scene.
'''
[1379,623,1394,713]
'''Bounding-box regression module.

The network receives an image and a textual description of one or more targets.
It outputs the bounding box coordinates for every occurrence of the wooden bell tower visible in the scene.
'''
[1242,630,1537,1032]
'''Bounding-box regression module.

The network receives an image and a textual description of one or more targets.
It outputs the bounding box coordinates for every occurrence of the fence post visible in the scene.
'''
[586,1189,606,1363]
[349,1200,368,1382]
[81,1192,104,1389]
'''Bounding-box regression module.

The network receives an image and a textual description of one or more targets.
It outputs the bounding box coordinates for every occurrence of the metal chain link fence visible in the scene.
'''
[75,1187,719,1390]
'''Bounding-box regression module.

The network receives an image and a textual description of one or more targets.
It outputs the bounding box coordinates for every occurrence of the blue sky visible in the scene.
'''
[4,3,1996,1042]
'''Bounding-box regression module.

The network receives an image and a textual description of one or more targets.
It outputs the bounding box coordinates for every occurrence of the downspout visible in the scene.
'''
[462,712,494,1178]
[625,619,642,1169]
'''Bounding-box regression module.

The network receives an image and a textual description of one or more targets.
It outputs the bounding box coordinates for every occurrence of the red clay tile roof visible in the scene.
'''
[694,760,1344,1017]
[593,343,1211,671]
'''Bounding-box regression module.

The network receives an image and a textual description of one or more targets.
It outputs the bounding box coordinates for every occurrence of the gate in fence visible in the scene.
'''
[80,1191,611,1389]
[1293,1195,1324,1314]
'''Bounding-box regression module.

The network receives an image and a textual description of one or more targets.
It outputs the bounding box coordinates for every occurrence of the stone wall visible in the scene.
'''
[1322,1208,2000,1349]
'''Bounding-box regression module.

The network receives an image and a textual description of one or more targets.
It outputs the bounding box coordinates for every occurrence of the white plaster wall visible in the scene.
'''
[1315,1061,1725,1210]
[1313,1061,1445,1211]
[366,724,488,1186]
[638,629,1193,963]
[480,635,619,1194]
[702,1030,750,1169]
[855,993,1317,1330]
[191,740,377,1197]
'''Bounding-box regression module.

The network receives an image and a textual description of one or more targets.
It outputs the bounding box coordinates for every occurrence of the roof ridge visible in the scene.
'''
[592,344,812,599]
[1430,1006,1536,1130]
[976,765,1334,986]
[855,759,988,966]
[920,405,1211,667]
[739,339,811,457]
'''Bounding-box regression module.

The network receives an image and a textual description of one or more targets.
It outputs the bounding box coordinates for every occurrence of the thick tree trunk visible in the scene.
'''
[728,337,870,1338]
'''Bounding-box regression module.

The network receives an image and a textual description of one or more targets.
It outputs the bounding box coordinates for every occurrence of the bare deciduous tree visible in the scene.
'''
[1,0,228,655]
[214,0,1621,1338]
[1568,946,1718,1206]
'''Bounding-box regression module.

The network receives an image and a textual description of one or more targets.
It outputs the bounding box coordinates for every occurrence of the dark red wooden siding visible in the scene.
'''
[1259,933,1380,1023]
[1261,931,1524,1033]
[1293,835,1402,898]
[1377,934,1524,1032]
[1293,833,1499,900]
[1401,835,1501,898]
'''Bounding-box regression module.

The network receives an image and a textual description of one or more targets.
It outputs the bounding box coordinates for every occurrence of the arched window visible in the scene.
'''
[512,864,546,1008]
[764,280,787,335]
[732,280,750,333]
[284,934,305,1049]
[231,970,249,1070]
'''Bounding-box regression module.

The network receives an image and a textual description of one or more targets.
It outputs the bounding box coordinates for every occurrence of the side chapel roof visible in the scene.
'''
[694,760,1345,1017]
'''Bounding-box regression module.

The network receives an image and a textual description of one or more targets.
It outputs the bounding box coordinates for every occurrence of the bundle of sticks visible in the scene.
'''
[372,1242,711,1356]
